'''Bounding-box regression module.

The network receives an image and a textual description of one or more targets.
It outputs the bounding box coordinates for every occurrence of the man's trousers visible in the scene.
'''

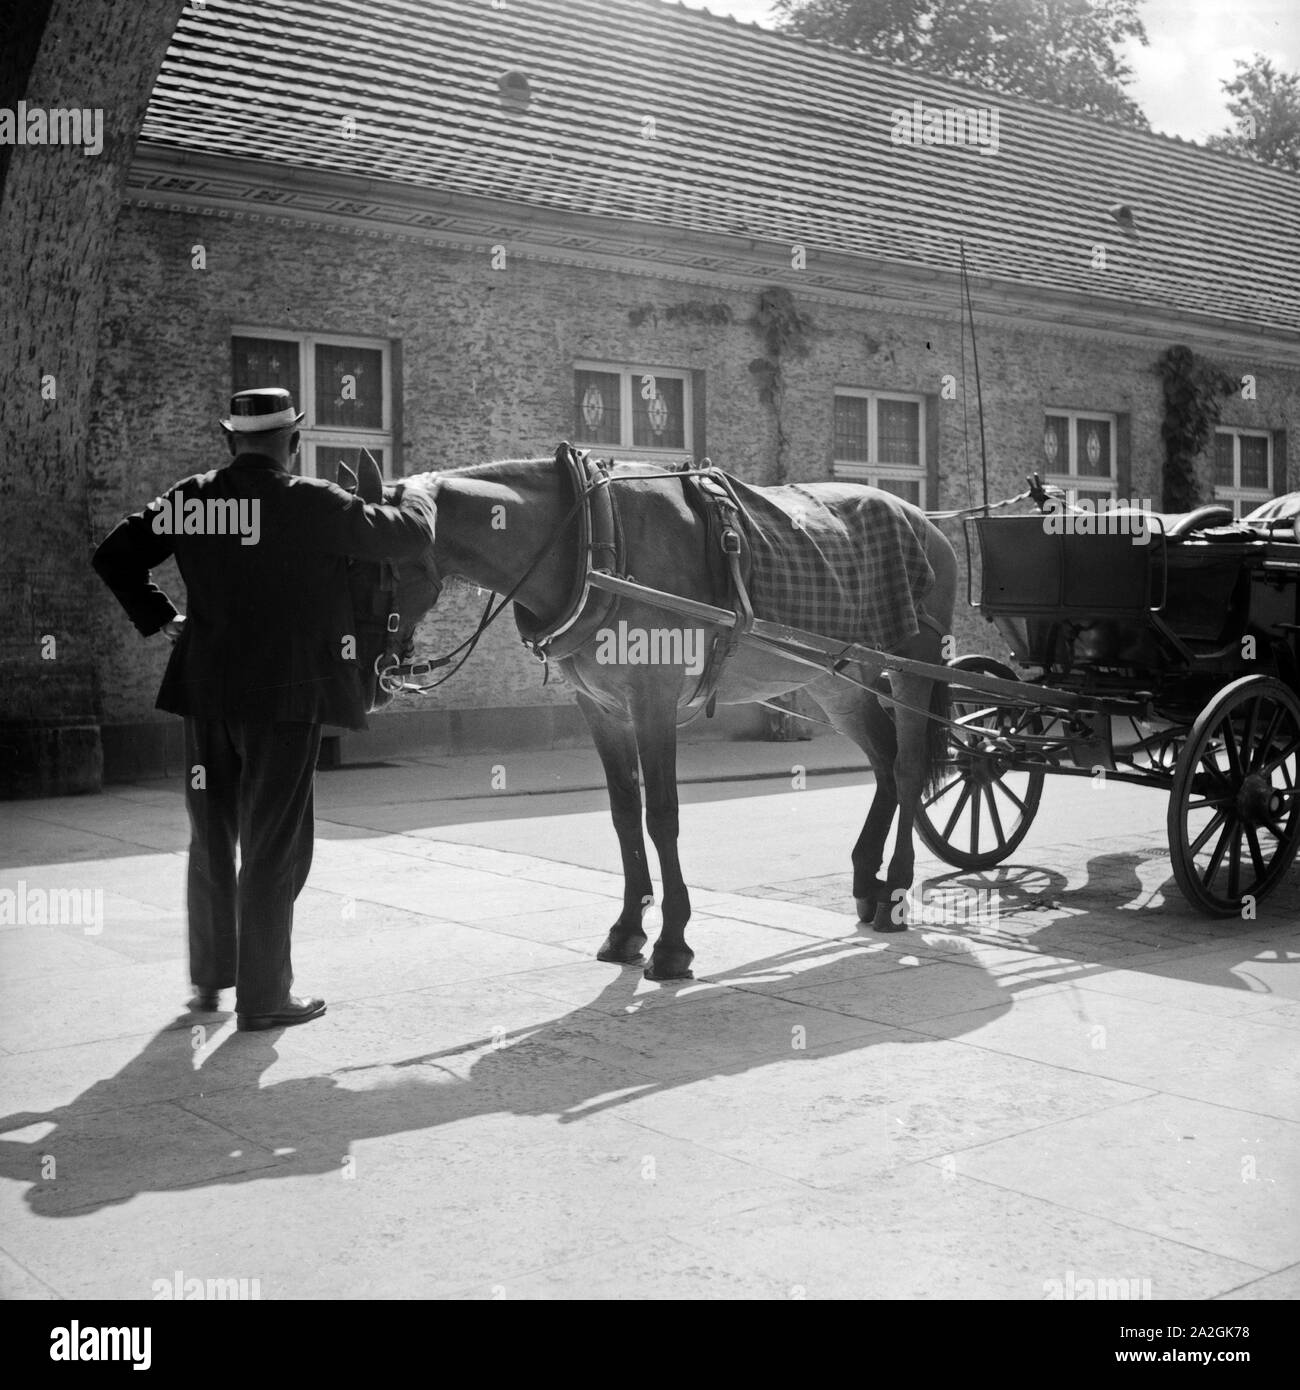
[183,718,323,1015]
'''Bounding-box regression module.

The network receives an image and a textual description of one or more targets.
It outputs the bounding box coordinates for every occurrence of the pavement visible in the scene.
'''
[1,729,1298,1301]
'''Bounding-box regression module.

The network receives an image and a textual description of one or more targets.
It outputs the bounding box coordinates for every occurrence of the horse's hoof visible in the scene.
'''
[855,897,877,923]
[596,933,646,965]
[872,897,909,933]
[644,950,694,982]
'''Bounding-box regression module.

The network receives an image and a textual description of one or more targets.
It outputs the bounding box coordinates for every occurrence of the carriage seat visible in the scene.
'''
[1101,503,1234,538]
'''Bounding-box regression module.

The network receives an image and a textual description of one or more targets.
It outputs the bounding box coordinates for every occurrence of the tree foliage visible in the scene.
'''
[773,0,1150,128]
[1205,54,1300,173]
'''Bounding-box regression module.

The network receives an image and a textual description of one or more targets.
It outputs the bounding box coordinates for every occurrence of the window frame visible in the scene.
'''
[1213,427,1275,518]
[831,388,928,507]
[1042,408,1120,504]
[231,327,394,479]
[572,361,694,459]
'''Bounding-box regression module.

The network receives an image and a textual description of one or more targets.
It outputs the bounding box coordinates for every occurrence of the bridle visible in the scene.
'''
[370,449,729,698]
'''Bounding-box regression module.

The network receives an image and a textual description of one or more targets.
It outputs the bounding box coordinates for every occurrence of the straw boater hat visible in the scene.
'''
[219,387,305,434]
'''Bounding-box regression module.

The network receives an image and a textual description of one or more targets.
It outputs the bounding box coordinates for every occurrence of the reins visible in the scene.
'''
[379,458,1039,699]
[378,462,728,696]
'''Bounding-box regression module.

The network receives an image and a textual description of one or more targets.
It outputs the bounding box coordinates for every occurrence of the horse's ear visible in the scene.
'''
[336,460,358,494]
[357,449,384,504]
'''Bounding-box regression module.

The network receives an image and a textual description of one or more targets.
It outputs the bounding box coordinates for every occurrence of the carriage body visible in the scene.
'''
[914,501,1300,916]
[969,510,1300,719]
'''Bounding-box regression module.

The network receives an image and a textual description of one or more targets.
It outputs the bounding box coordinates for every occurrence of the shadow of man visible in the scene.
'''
[0,930,1015,1218]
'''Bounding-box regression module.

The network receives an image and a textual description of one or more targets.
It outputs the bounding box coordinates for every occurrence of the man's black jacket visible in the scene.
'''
[92,454,437,731]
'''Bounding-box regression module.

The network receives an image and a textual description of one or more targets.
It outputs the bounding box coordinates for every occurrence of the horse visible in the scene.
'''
[334,452,443,715]
[361,451,956,983]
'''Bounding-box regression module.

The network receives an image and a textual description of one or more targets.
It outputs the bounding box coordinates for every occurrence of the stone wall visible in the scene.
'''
[84,203,1300,767]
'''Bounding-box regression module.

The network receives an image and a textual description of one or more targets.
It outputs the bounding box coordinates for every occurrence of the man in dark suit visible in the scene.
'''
[93,388,437,1032]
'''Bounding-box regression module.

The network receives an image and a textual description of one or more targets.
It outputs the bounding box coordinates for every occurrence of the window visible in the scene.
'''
[1214,428,1274,517]
[832,390,926,505]
[1042,410,1118,504]
[231,330,393,478]
[574,365,692,457]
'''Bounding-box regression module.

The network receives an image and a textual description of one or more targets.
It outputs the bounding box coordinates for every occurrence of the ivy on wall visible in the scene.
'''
[748,287,814,483]
[1155,345,1235,510]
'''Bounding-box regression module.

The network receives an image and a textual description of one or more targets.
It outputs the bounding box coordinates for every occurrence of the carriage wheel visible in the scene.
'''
[1168,675,1300,917]
[915,655,1046,870]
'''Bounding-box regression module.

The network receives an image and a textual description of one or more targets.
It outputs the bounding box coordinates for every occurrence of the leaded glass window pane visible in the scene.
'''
[878,399,920,466]
[1214,432,1235,485]
[631,373,685,450]
[877,477,921,505]
[834,395,871,462]
[1076,418,1112,477]
[232,337,299,398]
[315,344,385,430]
[575,370,620,446]
[1043,415,1068,470]
[1240,435,1270,489]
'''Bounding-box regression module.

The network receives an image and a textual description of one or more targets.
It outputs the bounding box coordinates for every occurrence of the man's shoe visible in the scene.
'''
[236,995,326,1032]
[189,989,223,1012]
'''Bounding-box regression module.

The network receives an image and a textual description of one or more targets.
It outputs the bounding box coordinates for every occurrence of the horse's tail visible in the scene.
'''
[924,676,950,797]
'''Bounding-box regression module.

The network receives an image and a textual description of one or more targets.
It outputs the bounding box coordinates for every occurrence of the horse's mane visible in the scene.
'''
[400,458,555,493]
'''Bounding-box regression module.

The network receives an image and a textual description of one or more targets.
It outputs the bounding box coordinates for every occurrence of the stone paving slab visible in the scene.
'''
[954,1091,1300,1272]
[1,760,1297,1300]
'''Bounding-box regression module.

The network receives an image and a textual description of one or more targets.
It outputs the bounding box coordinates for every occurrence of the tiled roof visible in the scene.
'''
[139,0,1300,335]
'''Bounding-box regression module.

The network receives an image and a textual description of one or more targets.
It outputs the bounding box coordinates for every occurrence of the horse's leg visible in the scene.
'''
[576,694,654,964]
[631,685,693,982]
[808,674,899,922]
[877,645,949,932]
[882,531,956,930]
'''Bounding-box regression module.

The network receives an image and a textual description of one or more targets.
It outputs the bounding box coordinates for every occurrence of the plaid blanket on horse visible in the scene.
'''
[723,478,937,653]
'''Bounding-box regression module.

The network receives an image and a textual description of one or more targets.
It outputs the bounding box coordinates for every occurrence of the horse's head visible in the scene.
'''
[336,453,442,712]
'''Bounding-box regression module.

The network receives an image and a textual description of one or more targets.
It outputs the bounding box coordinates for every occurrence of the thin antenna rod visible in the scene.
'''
[960,241,990,515]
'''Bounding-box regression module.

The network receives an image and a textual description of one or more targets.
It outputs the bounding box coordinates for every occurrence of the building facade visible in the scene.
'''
[35,0,1300,784]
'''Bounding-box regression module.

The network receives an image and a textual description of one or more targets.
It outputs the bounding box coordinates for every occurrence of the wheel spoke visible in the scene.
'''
[1188,807,1228,857]
[969,778,982,854]
[1244,823,1268,881]
[1202,814,1236,887]
[1220,717,1245,783]
[990,776,1028,816]
[941,780,974,841]
[1240,696,1261,771]
[1227,827,1243,899]
[922,775,964,811]
[982,783,1008,848]
[1260,736,1300,777]
[1250,702,1286,771]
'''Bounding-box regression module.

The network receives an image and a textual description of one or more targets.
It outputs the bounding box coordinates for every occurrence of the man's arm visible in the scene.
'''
[307,480,437,562]
[91,496,181,637]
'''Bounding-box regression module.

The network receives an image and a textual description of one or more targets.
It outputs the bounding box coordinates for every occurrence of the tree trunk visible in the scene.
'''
[0,0,186,795]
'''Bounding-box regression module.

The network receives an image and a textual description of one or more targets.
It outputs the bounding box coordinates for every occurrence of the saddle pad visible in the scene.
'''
[723,477,937,653]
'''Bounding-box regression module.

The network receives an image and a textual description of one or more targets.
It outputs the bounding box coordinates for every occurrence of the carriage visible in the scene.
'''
[582,482,1300,919]
[915,494,1300,916]
[355,446,1300,979]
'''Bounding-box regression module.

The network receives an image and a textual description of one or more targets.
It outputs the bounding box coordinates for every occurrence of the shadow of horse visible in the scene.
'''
[0,928,1015,1218]
[5,849,1292,1221]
